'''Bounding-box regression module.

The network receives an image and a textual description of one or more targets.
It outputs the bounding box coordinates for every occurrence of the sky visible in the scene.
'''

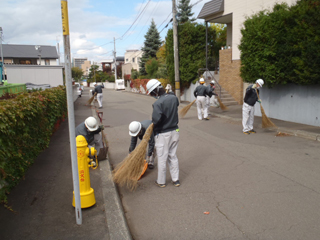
[0,0,205,63]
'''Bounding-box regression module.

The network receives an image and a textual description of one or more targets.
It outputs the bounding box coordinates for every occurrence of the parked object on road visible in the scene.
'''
[242,79,266,134]
[129,120,155,169]
[113,123,154,190]
[115,79,125,90]
[147,79,180,188]
[25,82,51,90]
[75,82,83,97]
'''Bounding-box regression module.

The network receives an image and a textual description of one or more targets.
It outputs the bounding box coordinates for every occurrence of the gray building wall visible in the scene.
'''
[255,84,320,127]
[5,65,64,87]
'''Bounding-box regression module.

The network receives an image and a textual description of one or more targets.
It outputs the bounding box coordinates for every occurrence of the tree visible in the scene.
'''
[139,19,162,75]
[177,0,196,23]
[166,22,217,88]
[145,58,159,78]
[210,24,227,70]
[87,65,99,83]
[71,67,83,81]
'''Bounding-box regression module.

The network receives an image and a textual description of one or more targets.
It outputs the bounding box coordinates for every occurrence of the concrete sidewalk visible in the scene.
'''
[0,94,132,240]
[206,104,320,142]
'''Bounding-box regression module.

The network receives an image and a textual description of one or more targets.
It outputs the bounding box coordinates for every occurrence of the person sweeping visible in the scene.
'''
[206,80,219,113]
[128,120,155,169]
[194,78,209,120]
[146,79,181,188]
[242,79,264,135]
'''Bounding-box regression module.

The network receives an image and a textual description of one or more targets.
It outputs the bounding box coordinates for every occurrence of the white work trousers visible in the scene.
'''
[196,96,208,120]
[88,133,104,156]
[155,130,180,185]
[242,102,255,132]
[97,93,103,108]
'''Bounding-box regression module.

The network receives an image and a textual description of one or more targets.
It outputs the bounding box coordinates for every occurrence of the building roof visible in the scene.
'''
[0,44,59,59]
[197,0,224,19]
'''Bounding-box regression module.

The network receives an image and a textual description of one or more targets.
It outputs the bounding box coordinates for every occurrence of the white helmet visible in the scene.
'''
[129,121,142,137]
[210,80,215,85]
[146,79,161,95]
[199,78,205,84]
[256,79,264,87]
[85,117,99,131]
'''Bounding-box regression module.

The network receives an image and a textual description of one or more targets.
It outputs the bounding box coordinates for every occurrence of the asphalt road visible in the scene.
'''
[103,89,320,240]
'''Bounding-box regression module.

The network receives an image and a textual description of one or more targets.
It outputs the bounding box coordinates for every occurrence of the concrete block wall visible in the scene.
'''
[219,49,243,104]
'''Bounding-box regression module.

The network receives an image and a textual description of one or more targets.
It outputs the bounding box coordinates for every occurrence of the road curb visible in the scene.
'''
[91,105,133,240]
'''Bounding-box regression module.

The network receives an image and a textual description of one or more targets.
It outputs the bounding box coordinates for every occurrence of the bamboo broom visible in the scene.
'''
[87,92,97,105]
[112,123,154,191]
[256,90,276,128]
[217,96,228,111]
[179,99,196,118]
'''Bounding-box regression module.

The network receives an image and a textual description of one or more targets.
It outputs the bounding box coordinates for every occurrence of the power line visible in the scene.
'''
[117,0,151,40]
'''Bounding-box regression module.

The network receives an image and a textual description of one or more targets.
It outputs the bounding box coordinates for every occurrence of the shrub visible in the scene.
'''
[0,86,67,203]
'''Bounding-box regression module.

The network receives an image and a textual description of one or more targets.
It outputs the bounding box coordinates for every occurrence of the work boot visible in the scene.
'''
[148,164,154,169]
[243,131,250,135]
[249,129,256,133]
[155,181,166,188]
[172,180,180,187]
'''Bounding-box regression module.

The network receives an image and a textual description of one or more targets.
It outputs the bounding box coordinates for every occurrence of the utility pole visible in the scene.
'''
[114,37,117,81]
[60,0,82,225]
[172,0,180,101]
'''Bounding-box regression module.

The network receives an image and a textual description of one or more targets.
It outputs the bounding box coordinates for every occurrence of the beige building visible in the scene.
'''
[122,50,143,78]
[198,0,297,104]
[81,60,91,77]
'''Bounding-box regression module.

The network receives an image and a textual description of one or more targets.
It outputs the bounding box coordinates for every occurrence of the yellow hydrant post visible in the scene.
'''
[72,135,96,208]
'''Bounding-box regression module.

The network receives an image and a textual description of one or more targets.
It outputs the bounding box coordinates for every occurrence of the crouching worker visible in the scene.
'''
[128,120,155,169]
[75,116,104,155]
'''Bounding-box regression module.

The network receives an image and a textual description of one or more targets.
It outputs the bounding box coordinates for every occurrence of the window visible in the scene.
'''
[132,58,135,63]
[45,59,50,65]
[19,60,32,64]
[126,58,129,62]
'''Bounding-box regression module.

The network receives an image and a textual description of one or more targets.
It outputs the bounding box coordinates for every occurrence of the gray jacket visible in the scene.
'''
[194,85,208,98]
[93,84,104,94]
[129,120,155,156]
[152,93,179,135]
[75,122,101,144]
[206,85,217,98]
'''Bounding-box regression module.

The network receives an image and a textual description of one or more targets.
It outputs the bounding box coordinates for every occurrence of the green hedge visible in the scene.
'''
[0,86,67,203]
[239,0,320,88]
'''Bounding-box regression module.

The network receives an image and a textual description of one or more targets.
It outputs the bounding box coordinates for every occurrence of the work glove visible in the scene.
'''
[100,125,104,130]
[252,84,257,89]
[258,99,262,104]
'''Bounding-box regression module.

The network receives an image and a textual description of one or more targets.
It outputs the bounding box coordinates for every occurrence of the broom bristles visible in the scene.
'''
[87,92,97,105]
[179,99,196,118]
[255,90,276,128]
[112,123,154,191]
[260,105,276,128]
[217,96,228,111]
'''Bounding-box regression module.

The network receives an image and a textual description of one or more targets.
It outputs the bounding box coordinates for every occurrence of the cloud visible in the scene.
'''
[1,0,204,63]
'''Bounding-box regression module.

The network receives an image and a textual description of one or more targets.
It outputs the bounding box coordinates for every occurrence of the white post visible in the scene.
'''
[60,0,82,225]
[114,37,117,81]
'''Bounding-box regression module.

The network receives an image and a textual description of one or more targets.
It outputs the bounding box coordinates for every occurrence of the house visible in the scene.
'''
[122,49,143,78]
[0,44,63,87]
[1,44,59,65]
[197,0,297,104]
